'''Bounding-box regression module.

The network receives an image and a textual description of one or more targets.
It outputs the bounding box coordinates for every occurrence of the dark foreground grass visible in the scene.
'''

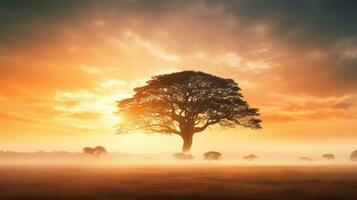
[0,164,356,200]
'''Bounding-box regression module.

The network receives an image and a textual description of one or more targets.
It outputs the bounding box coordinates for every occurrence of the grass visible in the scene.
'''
[0,164,356,200]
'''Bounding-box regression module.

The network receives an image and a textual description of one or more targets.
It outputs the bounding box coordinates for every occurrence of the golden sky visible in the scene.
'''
[0,0,356,155]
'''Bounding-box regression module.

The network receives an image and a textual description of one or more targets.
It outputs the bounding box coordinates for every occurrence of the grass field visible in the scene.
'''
[0,164,357,200]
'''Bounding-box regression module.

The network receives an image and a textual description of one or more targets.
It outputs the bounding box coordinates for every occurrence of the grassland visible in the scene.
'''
[0,164,356,200]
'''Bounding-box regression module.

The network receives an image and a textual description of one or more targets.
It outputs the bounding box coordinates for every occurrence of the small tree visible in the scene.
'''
[204,151,222,161]
[117,71,261,152]
[94,146,107,158]
[83,147,95,154]
[173,152,194,160]
[322,154,335,160]
[243,154,258,161]
[83,146,107,159]
[350,150,357,162]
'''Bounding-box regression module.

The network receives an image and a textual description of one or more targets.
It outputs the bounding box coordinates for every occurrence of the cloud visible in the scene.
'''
[0,0,356,127]
[67,112,102,121]
[259,95,357,123]
[0,112,34,123]
[261,114,297,123]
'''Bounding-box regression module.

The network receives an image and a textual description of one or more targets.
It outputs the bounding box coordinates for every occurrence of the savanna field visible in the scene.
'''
[1,164,357,200]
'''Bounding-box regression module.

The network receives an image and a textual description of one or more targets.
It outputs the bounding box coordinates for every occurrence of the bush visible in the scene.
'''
[350,150,357,162]
[203,151,222,161]
[243,154,258,161]
[173,152,194,160]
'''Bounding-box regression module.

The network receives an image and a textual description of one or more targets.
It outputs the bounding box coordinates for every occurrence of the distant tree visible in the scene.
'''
[204,151,222,161]
[83,146,107,159]
[83,147,95,154]
[117,71,262,153]
[243,154,258,161]
[322,154,335,160]
[299,157,314,162]
[350,150,357,162]
[173,152,194,160]
[94,146,107,158]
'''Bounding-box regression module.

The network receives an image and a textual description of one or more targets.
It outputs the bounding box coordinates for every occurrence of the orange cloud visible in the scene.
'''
[0,112,33,123]
[67,112,102,121]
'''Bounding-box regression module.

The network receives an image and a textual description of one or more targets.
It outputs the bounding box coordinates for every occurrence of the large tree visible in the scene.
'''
[116,71,261,152]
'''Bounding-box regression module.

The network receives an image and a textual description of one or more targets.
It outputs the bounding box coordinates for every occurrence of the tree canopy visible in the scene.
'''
[204,151,222,161]
[322,153,335,160]
[116,71,262,152]
[83,146,107,158]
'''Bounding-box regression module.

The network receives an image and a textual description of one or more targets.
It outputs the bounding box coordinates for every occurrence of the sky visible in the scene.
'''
[0,0,356,157]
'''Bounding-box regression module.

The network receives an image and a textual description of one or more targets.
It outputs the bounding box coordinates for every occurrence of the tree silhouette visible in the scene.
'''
[322,154,335,160]
[350,150,357,162]
[204,151,222,161]
[117,71,262,152]
[83,146,107,159]
[243,154,258,161]
[83,147,95,154]
[94,146,107,158]
[173,152,194,160]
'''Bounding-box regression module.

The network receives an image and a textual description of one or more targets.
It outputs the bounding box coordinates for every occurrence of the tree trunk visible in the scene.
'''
[182,134,193,153]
